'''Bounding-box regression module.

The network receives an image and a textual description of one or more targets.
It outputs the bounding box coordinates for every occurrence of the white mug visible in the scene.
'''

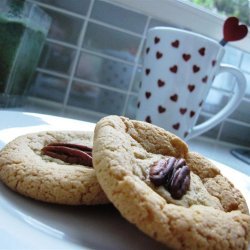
[136,27,246,140]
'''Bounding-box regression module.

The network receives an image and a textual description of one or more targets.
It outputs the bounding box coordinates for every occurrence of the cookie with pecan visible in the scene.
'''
[0,131,108,205]
[93,116,250,249]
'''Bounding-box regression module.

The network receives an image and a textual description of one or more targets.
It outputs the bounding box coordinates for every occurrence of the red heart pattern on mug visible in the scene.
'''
[190,111,195,118]
[183,54,191,61]
[145,68,150,75]
[172,123,180,130]
[154,36,160,44]
[145,116,152,123]
[157,79,165,87]
[171,40,179,48]
[193,65,200,73]
[170,94,178,102]
[198,47,205,56]
[202,76,208,83]
[156,51,163,59]
[158,105,166,113]
[140,34,222,138]
[180,108,187,115]
[145,91,151,99]
[170,65,178,73]
[188,84,195,92]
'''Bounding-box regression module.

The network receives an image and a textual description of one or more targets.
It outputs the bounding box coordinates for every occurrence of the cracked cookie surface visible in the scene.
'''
[0,131,108,205]
[93,116,250,249]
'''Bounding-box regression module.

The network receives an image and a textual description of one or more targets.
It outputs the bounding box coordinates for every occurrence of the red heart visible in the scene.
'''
[158,105,166,113]
[188,84,195,92]
[223,17,248,42]
[179,108,187,115]
[198,47,206,56]
[202,76,208,83]
[156,51,163,59]
[171,40,179,48]
[154,36,160,44]
[182,54,191,61]
[157,79,165,87]
[190,111,195,118]
[170,94,178,102]
[145,116,152,123]
[193,65,200,73]
[170,65,178,73]
[172,123,180,130]
[145,92,151,99]
[145,68,150,75]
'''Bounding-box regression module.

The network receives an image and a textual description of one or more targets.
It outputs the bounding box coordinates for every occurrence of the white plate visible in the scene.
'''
[0,111,166,249]
[0,181,167,250]
[0,111,249,249]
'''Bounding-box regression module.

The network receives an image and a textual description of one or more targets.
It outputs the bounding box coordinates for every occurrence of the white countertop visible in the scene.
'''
[188,137,250,176]
[0,110,249,249]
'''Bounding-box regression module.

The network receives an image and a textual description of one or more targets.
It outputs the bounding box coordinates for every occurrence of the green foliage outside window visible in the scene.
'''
[190,0,250,26]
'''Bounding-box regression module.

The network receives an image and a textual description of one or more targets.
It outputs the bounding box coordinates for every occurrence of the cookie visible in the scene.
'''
[0,131,108,205]
[93,116,250,249]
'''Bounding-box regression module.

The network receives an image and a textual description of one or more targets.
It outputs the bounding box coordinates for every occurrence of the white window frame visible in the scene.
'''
[111,0,250,53]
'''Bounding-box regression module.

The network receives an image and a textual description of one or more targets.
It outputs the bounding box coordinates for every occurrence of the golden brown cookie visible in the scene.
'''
[93,116,250,249]
[0,131,108,205]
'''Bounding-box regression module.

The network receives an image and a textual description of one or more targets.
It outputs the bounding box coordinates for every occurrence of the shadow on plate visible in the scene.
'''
[0,183,168,250]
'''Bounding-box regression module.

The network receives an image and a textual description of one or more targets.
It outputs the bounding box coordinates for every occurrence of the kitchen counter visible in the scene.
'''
[189,137,250,176]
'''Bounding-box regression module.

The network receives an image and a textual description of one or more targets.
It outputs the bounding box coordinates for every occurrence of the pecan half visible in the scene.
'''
[149,157,190,199]
[168,159,190,199]
[149,158,175,186]
[42,143,93,167]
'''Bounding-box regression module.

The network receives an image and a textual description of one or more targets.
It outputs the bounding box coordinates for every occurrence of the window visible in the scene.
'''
[187,0,250,26]
[113,0,250,53]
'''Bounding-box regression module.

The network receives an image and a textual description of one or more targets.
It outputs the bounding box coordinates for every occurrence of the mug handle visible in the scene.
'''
[187,64,246,140]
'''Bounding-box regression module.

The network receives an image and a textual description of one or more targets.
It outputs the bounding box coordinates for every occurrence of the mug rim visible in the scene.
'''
[148,26,222,48]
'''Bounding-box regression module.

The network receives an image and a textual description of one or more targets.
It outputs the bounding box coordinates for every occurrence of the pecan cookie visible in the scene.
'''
[93,116,250,249]
[0,131,108,205]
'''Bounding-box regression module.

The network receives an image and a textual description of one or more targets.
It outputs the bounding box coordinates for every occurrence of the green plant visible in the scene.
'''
[190,0,250,26]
